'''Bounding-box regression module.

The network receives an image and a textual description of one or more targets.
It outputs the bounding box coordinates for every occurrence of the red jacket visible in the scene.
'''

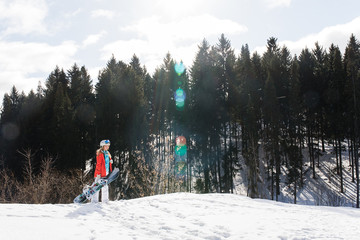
[94,151,113,178]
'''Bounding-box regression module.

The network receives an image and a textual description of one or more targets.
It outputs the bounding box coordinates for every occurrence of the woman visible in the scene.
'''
[92,139,113,203]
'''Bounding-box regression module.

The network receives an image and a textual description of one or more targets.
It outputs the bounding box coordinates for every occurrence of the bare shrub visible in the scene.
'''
[1,149,84,204]
[0,169,18,203]
[18,148,36,185]
[50,168,84,203]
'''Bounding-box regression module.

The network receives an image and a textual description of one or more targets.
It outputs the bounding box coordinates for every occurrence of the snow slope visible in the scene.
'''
[1,193,360,240]
[233,143,359,207]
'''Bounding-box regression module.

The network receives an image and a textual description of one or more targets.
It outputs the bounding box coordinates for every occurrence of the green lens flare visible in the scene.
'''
[175,136,187,156]
[175,145,187,156]
[175,136,187,176]
[176,101,185,108]
[176,88,184,97]
[174,88,186,110]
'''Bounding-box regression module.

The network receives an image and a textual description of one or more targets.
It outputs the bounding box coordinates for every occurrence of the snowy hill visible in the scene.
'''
[233,144,358,207]
[1,193,360,240]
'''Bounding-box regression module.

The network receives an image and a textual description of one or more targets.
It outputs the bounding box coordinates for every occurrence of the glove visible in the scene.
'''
[95,174,101,183]
[110,160,113,164]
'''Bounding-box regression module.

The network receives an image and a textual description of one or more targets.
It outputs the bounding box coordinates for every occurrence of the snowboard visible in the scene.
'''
[74,167,119,203]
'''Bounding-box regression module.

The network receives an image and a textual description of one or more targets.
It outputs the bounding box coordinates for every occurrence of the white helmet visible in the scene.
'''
[100,139,110,147]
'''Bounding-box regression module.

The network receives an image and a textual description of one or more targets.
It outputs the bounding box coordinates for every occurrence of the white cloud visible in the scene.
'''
[101,38,195,75]
[252,16,360,56]
[82,31,107,48]
[0,40,78,98]
[154,0,207,17]
[101,39,153,66]
[104,14,247,73]
[265,0,292,9]
[122,14,247,41]
[91,9,115,19]
[65,8,82,18]
[0,0,48,36]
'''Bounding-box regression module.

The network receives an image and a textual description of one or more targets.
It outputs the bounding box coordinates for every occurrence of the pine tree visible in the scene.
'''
[212,34,236,193]
[18,90,43,155]
[190,39,216,193]
[287,56,303,203]
[41,67,74,169]
[235,44,262,197]
[140,59,157,168]
[326,44,346,192]
[130,54,153,163]
[68,64,95,170]
[0,86,24,173]
[298,48,317,179]
[312,42,327,152]
[344,34,360,207]
[95,56,119,146]
[262,37,282,200]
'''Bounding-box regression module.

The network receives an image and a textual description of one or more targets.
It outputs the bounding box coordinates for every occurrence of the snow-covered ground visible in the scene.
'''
[1,193,360,240]
[234,143,359,207]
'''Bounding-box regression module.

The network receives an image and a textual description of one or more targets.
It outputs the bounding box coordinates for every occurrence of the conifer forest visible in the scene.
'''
[1,34,360,205]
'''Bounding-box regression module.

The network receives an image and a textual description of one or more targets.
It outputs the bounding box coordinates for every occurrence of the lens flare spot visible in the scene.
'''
[175,136,187,177]
[174,88,186,110]
[176,136,186,146]
[175,145,187,156]
[1,122,20,141]
[175,161,186,175]
[174,62,185,76]
[176,88,184,97]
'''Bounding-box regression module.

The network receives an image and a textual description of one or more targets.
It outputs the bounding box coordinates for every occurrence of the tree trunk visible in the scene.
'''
[338,138,343,193]
[294,180,297,204]
[271,167,274,201]
[204,147,210,193]
[230,122,234,194]
[351,138,355,183]
[334,140,339,175]
[217,144,221,192]
[224,122,229,193]
[308,127,316,179]
[275,143,281,200]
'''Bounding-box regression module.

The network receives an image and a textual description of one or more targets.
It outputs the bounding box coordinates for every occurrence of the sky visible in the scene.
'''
[1,0,360,101]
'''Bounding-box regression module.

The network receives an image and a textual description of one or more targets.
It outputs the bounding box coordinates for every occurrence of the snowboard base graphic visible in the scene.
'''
[74,168,119,203]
